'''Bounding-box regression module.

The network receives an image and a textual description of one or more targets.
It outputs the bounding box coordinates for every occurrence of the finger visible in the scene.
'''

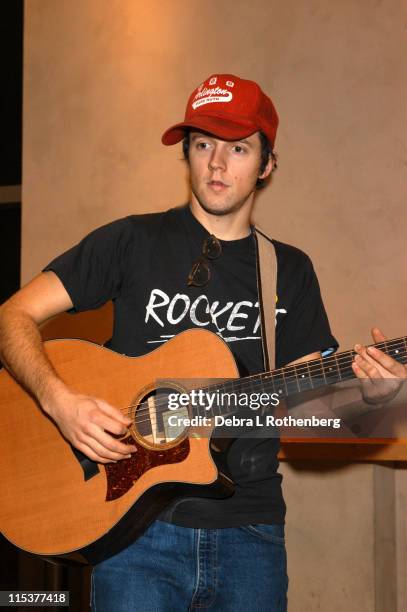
[371,327,386,344]
[366,345,407,377]
[367,327,406,375]
[354,343,368,358]
[96,399,133,426]
[87,425,137,455]
[354,343,400,378]
[76,441,118,464]
[354,343,374,369]
[352,361,368,379]
[354,354,380,379]
[80,433,134,462]
[92,412,131,436]
[352,360,381,387]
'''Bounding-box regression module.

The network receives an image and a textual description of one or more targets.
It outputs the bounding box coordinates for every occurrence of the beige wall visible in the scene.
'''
[23,1,406,610]
[281,462,376,612]
[23,1,407,353]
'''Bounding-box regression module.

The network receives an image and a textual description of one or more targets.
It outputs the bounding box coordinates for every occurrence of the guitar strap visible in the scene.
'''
[253,226,277,372]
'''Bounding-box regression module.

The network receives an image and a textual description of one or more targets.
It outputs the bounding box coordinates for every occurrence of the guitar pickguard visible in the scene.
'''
[104,435,190,501]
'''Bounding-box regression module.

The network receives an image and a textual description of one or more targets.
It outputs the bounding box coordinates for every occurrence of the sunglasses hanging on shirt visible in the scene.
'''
[187,234,222,287]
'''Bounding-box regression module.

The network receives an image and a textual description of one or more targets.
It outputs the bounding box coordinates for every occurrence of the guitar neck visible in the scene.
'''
[201,336,407,418]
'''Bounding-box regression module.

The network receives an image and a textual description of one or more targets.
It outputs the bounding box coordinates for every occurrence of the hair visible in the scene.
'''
[182,129,278,190]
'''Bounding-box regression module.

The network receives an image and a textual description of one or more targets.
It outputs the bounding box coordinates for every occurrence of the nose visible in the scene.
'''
[208,144,226,171]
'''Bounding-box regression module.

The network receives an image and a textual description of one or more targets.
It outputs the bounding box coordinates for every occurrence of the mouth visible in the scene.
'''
[207,180,229,192]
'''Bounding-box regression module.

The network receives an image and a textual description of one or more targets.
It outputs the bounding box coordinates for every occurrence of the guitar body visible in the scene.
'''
[0,329,239,564]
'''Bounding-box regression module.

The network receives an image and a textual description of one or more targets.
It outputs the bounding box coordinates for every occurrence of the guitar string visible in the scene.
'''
[123,340,407,426]
[126,337,406,409]
[130,360,407,431]
[129,359,407,434]
[120,339,407,429]
[127,354,407,432]
[132,337,407,406]
[125,346,407,427]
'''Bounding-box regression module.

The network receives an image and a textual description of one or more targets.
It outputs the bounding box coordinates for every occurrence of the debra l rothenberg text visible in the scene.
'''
[167,414,342,429]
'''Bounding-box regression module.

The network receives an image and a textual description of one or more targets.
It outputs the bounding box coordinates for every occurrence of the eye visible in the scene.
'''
[232,144,247,154]
[195,141,210,150]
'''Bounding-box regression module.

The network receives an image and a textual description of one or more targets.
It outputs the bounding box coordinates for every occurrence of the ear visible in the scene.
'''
[259,154,273,180]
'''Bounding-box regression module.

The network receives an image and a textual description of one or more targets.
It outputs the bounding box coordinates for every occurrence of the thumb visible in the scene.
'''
[371,327,386,344]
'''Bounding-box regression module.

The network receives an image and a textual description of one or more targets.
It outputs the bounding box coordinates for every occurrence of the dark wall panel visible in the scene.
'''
[0,1,23,186]
[0,202,21,303]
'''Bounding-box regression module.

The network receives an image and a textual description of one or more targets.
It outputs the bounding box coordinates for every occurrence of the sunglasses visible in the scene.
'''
[187,234,222,287]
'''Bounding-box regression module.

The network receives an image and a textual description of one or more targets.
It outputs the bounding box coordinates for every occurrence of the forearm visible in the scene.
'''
[0,303,68,413]
[0,273,136,463]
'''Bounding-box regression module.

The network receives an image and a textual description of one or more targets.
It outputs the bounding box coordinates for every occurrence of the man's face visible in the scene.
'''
[188,131,271,217]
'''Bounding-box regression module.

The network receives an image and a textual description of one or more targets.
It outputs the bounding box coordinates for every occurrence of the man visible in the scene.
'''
[0,74,405,612]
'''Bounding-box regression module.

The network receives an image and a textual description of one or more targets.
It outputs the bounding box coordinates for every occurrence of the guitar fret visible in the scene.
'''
[268,371,279,397]
[272,369,286,398]
[294,365,301,393]
[195,335,407,419]
[281,366,289,395]
[339,350,354,382]
[387,342,405,360]
[320,359,327,386]
[263,371,275,394]
[323,356,340,385]
[282,365,297,396]
[334,354,342,381]
[246,377,255,411]
[306,361,314,389]
[295,362,313,392]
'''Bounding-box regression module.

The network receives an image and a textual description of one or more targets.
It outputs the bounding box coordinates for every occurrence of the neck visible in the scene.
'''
[190,335,407,419]
[189,197,254,240]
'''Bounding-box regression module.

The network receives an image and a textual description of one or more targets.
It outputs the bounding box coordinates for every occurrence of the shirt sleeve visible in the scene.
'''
[276,250,338,367]
[42,217,135,312]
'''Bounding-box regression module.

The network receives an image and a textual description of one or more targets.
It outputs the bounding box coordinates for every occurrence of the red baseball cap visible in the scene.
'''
[161,74,279,148]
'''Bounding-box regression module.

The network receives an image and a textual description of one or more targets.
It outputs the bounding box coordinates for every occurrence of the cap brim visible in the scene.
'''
[161,115,258,146]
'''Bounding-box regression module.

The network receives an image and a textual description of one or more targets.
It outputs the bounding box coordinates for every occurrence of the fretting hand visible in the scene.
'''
[352,327,407,405]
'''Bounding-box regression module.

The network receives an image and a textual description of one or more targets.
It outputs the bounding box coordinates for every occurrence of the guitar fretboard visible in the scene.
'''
[196,336,407,418]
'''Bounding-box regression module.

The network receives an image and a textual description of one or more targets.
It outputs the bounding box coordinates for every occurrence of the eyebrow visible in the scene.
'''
[236,138,252,147]
[190,133,254,147]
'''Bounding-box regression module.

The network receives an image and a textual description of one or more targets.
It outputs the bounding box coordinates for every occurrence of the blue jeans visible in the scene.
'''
[91,519,288,611]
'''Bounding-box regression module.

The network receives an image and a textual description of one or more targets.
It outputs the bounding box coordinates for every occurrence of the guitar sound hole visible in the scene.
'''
[133,387,189,448]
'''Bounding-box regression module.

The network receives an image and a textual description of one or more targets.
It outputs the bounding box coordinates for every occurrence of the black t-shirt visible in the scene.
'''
[44,205,338,528]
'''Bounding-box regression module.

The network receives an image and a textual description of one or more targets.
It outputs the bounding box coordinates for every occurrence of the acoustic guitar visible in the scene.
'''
[0,328,405,564]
